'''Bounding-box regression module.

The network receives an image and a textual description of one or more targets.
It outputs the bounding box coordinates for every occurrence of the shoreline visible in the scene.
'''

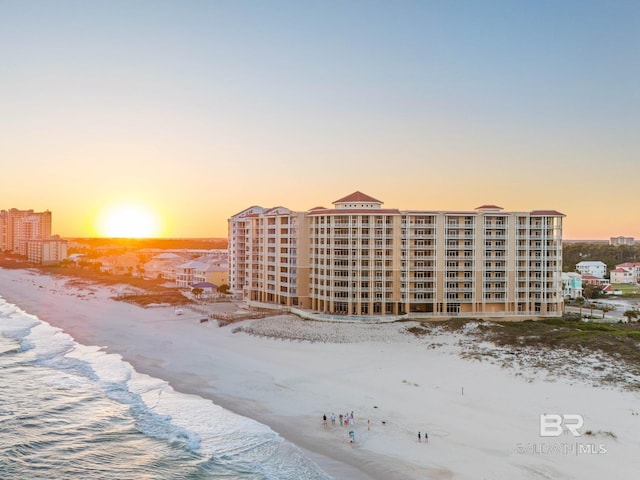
[1,267,639,479]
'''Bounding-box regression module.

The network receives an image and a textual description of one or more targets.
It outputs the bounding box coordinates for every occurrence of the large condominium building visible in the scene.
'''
[229,192,565,319]
[0,208,67,264]
[26,235,68,264]
[0,208,52,254]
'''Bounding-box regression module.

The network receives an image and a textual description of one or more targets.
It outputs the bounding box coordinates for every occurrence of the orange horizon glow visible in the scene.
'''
[41,190,637,241]
[94,202,163,239]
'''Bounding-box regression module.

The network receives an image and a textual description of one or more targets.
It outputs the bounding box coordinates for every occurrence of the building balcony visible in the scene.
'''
[483,255,506,261]
[406,255,436,261]
[483,286,507,292]
[401,287,436,293]
[401,233,436,240]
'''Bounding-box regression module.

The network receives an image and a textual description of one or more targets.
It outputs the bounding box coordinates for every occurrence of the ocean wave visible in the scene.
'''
[0,295,331,479]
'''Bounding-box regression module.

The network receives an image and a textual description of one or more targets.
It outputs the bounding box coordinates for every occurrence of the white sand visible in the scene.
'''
[1,267,639,479]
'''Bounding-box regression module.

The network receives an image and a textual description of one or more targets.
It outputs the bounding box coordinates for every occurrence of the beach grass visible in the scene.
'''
[413,317,640,389]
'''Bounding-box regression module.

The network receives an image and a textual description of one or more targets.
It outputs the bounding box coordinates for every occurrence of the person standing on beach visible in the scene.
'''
[323,414,327,426]
[339,414,343,426]
[331,413,336,425]
[418,432,421,442]
[425,431,428,444]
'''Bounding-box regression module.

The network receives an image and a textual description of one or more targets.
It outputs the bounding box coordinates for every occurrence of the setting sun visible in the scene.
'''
[95,203,162,238]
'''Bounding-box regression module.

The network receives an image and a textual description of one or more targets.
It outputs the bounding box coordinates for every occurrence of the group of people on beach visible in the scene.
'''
[323,411,355,427]
[322,411,429,445]
[323,411,358,443]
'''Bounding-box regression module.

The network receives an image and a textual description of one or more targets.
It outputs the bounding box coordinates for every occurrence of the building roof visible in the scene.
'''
[264,206,292,215]
[530,210,565,216]
[616,262,640,268]
[178,260,210,270]
[576,261,607,266]
[191,281,217,289]
[581,273,601,280]
[154,252,184,260]
[475,204,503,211]
[332,191,383,204]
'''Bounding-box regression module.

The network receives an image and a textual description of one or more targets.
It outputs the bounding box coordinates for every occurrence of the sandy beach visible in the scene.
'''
[1,267,639,479]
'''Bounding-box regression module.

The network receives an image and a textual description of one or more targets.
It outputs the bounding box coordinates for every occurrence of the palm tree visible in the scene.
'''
[192,287,203,299]
[623,309,639,323]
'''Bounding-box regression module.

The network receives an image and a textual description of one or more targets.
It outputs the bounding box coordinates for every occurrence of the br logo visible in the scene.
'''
[539,414,584,437]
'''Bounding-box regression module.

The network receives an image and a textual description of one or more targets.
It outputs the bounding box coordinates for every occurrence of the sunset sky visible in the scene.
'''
[1,1,638,239]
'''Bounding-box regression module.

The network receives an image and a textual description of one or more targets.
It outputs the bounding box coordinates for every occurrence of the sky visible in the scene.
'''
[1,0,638,239]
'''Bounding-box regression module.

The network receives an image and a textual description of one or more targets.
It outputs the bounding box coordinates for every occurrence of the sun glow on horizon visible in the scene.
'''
[95,203,162,238]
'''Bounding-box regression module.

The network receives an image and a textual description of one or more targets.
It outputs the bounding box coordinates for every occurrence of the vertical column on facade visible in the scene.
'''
[434,213,445,316]
[392,214,402,316]
[507,214,517,314]
[476,212,484,315]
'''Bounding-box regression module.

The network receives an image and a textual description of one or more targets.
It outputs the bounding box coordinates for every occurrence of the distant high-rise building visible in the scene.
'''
[229,192,565,318]
[0,208,66,263]
[610,236,635,246]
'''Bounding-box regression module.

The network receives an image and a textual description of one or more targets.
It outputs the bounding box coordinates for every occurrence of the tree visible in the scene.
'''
[582,283,604,300]
[217,284,230,295]
[192,287,203,299]
[623,309,639,323]
[136,264,145,278]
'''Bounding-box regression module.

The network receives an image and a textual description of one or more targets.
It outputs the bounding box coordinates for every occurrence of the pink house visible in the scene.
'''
[612,262,640,284]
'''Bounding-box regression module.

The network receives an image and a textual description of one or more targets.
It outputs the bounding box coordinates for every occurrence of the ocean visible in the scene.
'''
[0,296,331,480]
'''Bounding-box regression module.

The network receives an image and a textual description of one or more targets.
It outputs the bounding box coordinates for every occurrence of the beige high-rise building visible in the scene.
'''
[229,192,565,319]
[0,208,52,254]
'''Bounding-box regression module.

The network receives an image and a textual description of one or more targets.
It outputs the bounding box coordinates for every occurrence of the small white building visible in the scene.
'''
[575,261,607,279]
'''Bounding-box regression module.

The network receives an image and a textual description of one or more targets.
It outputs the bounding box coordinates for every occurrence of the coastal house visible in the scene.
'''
[142,252,188,281]
[561,272,583,299]
[176,259,223,288]
[199,259,228,287]
[96,252,141,275]
[575,261,607,279]
[612,262,640,284]
[581,274,609,287]
[191,281,218,296]
[610,267,634,284]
